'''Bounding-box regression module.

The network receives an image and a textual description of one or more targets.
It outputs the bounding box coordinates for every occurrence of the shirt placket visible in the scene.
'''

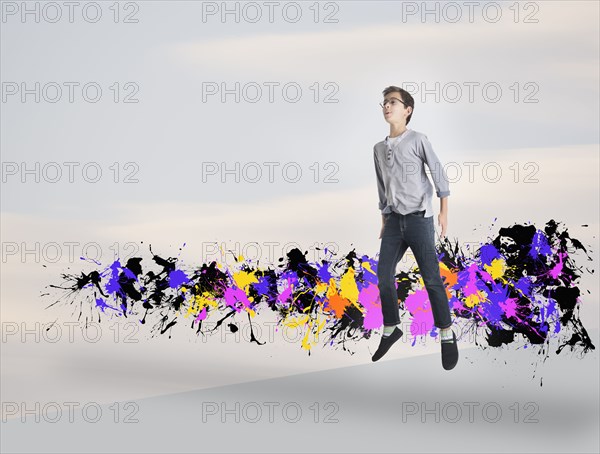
[384,131,409,169]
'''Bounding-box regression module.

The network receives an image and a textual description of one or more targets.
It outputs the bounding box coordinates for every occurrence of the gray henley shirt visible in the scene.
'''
[373,128,450,218]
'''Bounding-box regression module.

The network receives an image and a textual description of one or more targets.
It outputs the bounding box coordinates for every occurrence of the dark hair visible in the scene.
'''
[382,86,414,125]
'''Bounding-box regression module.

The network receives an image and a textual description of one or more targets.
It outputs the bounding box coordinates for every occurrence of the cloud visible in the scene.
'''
[163,2,598,87]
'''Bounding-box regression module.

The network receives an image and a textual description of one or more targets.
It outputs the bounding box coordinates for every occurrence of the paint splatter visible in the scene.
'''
[43,219,595,360]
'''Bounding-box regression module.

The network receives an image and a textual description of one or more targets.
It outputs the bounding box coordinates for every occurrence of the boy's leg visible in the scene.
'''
[376,212,409,326]
[403,211,458,370]
[372,213,409,362]
[404,212,452,329]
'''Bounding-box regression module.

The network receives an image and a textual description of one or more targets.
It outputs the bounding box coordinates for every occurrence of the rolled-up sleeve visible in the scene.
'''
[374,147,387,211]
[419,135,450,198]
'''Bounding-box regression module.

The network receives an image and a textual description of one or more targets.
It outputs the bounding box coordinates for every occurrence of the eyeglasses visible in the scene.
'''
[379,97,408,109]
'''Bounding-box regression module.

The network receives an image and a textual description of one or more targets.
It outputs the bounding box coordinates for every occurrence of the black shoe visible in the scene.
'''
[441,331,459,370]
[372,327,403,362]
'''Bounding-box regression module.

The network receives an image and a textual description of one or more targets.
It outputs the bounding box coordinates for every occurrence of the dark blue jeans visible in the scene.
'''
[377,210,452,329]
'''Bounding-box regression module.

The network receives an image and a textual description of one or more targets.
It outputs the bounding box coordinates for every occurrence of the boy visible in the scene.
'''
[372,86,458,370]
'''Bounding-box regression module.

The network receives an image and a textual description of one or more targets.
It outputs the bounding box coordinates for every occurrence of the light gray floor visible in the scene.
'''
[2,329,599,454]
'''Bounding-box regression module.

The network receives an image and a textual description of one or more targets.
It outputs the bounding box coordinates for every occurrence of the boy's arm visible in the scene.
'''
[420,135,450,237]
[373,149,387,223]
[374,149,387,209]
[440,196,448,215]
[419,135,451,199]
[438,196,449,238]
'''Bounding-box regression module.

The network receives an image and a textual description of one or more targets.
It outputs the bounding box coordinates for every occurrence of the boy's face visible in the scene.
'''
[382,92,412,125]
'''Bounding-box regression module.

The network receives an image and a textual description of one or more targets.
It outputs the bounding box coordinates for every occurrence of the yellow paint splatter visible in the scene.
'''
[340,268,359,302]
[233,269,258,291]
[315,281,328,295]
[301,319,313,351]
[184,291,218,318]
[284,314,309,329]
[361,261,376,275]
[484,258,506,280]
[465,291,487,308]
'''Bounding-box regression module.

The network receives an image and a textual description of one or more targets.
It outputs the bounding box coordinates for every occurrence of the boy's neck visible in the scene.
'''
[389,124,408,138]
